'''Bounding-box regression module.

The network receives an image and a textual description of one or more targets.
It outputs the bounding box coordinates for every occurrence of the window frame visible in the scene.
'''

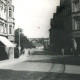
[74,19,80,30]
[9,25,12,34]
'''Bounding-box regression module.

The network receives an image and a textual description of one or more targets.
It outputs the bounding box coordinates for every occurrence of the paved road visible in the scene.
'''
[0,50,80,80]
[0,50,55,80]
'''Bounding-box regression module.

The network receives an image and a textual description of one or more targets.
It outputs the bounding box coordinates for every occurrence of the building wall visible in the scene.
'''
[0,0,15,59]
[49,0,73,54]
[50,0,80,55]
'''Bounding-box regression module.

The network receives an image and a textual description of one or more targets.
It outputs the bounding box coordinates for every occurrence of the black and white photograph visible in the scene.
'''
[0,0,80,80]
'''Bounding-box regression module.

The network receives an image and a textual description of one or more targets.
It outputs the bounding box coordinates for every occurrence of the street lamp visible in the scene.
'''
[18,28,21,57]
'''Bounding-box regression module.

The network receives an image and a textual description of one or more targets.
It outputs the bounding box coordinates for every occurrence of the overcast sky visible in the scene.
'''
[12,0,60,38]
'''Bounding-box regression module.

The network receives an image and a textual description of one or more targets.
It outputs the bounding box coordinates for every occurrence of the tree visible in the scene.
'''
[14,28,35,57]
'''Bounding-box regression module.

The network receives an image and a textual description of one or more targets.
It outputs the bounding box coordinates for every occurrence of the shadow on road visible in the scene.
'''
[25,59,54,63]
[54,56,80,66]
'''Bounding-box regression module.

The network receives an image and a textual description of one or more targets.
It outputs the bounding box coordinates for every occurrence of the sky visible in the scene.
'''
[12,0,60,38]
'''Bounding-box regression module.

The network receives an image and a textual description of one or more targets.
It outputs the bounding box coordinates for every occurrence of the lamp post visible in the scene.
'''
[18,28,21,57]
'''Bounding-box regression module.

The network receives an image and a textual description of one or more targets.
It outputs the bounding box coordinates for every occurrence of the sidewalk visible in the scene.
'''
[0,54,31,68]
[0,49,40,68]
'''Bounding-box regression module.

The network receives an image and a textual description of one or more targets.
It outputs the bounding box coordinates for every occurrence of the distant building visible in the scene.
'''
[43,38,50,50]
[0,0,15,60]
[29,38,50,50]
[50,0,80,55]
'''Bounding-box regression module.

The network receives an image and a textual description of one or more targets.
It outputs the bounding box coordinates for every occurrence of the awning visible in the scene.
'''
[0,36,15,47]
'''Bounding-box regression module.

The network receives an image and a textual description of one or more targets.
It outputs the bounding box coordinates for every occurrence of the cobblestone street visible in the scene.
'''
[0,50,55,80]
[0,50,80,80]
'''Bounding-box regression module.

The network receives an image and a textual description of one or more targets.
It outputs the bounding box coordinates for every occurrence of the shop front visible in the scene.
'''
[0,36,15,60]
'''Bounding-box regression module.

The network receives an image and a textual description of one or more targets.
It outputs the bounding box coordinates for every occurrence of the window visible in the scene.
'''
[9,25,12,34]
[4,24,7,34]
[74,20,80,30]
[73,1,80,12]
[9,7,12,17]
[1,26,4,34]
[4,6,6,12]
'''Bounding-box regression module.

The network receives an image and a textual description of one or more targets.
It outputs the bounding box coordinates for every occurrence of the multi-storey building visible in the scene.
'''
[0,0,15,60]
[50,0,80,55]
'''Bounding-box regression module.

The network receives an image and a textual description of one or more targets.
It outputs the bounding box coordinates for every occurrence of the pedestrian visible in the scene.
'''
[24,48,28,57]
[28,48,30,56]
[61,48,64,55]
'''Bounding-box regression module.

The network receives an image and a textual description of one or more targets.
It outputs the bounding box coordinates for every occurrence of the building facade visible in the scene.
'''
[50,0,80,55]
[0,0,15,60]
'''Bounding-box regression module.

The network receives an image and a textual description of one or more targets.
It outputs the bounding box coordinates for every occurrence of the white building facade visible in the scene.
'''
[0,0,15,60]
